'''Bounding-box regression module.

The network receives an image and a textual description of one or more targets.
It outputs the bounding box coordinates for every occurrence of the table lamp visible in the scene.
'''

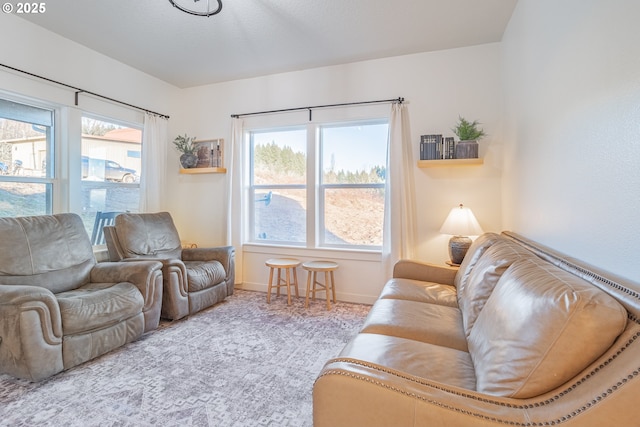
[439,204,483,265]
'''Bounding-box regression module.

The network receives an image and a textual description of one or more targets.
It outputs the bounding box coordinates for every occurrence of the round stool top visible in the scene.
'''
[302,260,339,271]
[265,258,301,268]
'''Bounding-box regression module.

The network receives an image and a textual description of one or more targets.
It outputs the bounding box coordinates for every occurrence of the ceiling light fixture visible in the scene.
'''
[168,0,223,17]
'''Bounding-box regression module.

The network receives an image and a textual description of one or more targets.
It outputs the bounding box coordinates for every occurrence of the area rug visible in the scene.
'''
[0,290,371,427]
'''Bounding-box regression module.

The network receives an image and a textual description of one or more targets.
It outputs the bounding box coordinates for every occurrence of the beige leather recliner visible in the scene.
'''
[104,212,235,320]
[0,213,163,381]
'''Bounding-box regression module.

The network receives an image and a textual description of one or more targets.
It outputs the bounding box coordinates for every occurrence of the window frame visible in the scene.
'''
[0,96,57,216]
[248,125,308,247]
[247,118,389,252]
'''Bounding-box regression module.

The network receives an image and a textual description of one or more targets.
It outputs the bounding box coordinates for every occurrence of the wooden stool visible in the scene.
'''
[303,260,338,309]
[265,258,301,305]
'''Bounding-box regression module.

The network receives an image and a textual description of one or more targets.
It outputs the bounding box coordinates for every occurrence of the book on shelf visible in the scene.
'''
[444,137,455,159]
[419,134,443,160]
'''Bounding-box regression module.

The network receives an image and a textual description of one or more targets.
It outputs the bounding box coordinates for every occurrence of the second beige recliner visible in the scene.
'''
[105,212,235,320]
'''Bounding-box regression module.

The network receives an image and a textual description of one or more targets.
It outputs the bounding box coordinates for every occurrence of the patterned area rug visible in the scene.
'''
[0,290,371,427]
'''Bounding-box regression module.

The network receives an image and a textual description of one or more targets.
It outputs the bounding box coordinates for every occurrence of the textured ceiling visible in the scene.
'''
[18,0,517,88]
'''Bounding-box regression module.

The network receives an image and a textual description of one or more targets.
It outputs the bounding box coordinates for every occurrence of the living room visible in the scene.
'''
[1,0,639,425]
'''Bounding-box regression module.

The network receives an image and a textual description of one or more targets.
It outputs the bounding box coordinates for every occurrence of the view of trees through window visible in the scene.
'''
[320,122,387,247]
[251,121,388,248]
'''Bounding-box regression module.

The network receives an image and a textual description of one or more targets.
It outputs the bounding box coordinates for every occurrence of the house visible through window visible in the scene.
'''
[249,119,388,250]
[81,116,141,241]
[0,98,54,217]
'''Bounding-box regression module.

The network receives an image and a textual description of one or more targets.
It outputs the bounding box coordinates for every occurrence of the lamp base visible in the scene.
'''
[448,235,472,265]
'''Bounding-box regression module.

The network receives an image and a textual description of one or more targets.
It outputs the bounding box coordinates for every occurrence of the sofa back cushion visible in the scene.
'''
[0,213,94,293]
[454,232,501,290]
[459,240,531,336]
[468,258,627,398]
[114,212,182,260]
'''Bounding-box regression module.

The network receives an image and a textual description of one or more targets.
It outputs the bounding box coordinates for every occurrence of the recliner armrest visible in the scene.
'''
[91,260,162,285]
[393,259,457,286]
[0,285,64,381]
[182,246,234,269]
[0,285,63,339]
[91,261,163,301]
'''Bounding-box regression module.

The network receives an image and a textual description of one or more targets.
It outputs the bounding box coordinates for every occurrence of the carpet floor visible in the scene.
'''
[0,290,371,427]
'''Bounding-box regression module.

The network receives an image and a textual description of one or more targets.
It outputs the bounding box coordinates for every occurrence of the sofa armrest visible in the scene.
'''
[393,259,457,285]
[0,285,64,381]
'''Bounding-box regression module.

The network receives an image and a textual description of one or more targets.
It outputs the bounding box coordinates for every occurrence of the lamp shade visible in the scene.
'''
[439,204,483,237]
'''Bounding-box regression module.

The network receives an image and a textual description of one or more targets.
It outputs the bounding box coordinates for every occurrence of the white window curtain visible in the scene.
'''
[227,117,244,283]
[382,102,417,278]
[140,113,168,212]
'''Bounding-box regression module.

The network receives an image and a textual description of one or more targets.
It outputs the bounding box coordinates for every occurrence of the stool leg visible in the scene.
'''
[285,267,292,305]
[330,270,337,303]
[292,267,299,298]
[276,268,282,297]
[325,271,331,310]
[305,270,312,308]
[267,267,274,303]
[312,271,318,301]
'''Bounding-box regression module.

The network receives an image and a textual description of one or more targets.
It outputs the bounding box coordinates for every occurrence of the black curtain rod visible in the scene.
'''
[0,63,170,119]
[231,97,404,120]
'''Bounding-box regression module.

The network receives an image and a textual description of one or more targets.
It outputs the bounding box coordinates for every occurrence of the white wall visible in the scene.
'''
[171,44,504,302]
[0,14,178,138]
[501,0,640,285]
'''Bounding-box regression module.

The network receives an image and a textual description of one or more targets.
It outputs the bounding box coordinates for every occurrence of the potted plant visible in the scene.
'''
[452,116,485,159]
[173,133,198,168]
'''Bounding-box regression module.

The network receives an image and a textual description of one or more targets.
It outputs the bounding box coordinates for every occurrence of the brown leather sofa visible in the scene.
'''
[0,213,163,381]
[104,212,235,320]
[314,231,640,426]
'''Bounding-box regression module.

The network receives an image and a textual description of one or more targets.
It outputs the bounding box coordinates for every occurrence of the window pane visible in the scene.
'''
[323,187,385,247]
[0,182,51,217]
[0,99,54,216]
[81,117,141,241]
[81,119,140,183]
[254,189,306,243]
[252,129,306,185]
[322,123,388,184]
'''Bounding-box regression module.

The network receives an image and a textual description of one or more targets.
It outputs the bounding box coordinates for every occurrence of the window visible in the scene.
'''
[0,98,54,217]
[319,122,387,247]
[80,116,141,240]
[249,119,388,250]
[0,94,146,243]
[251,127,307,244]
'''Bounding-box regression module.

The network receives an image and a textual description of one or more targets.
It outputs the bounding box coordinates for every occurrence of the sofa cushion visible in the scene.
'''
[360,299,467,351]
[186,260,227,292]
[338,333,476,390]
[468,258,627,398]
[57,282,144,335]
[378,278,457,307]
[453,232,501,290]
[459,240,532,336]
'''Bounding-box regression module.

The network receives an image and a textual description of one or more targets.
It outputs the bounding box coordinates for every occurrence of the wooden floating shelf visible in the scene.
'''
[417,158,483,168]
[179,167,227,174]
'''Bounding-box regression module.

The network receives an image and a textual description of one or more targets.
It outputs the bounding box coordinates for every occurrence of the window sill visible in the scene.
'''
[242,243,381,262]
